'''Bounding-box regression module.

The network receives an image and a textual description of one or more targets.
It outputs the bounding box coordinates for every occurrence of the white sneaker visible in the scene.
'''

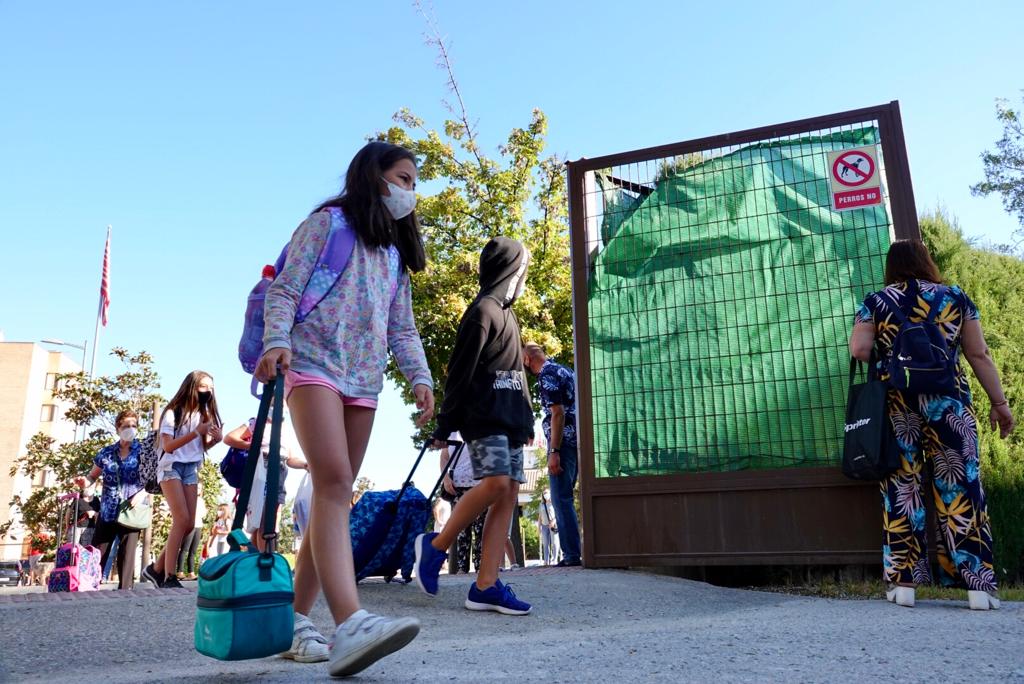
[281,613,329,663]
[329,609,420,677]
[885,584,915,607]
[968,590,1001,611]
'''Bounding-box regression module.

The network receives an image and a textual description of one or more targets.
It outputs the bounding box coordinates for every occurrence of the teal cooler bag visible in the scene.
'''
[195,376,294,660]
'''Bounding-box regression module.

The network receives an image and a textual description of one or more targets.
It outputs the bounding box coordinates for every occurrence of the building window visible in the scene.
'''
[44,373,58,390]
[40,404,56,422]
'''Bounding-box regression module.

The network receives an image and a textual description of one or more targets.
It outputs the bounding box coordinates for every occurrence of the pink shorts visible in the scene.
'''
[284,370,378,409]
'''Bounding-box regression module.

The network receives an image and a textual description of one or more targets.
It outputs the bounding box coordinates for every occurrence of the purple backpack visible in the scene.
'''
[238,208,401,388]
[238,208,356,377]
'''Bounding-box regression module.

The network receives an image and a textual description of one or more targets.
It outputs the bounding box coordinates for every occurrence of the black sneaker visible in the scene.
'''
[161,575,184,589]
[556,559,582,567]
[141,563,164,587]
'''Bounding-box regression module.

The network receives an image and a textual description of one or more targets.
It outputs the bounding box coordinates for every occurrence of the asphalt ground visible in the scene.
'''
[1,567,1021,682]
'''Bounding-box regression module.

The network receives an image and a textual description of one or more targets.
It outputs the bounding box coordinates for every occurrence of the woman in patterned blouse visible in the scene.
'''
[849,240,1015,610]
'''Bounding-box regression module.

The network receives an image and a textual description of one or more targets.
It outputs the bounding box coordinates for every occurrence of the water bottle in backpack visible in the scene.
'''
[238,265,277,375]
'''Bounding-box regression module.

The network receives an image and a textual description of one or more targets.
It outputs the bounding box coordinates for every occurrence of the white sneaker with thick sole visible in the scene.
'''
[329,610,420,677]
[968,590,1001,610]
[280,613,329,663]
[885,585,915,607]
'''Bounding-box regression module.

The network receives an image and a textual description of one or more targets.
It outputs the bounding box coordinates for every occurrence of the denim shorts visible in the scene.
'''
[158,460,200,486]
[467,435,525,483]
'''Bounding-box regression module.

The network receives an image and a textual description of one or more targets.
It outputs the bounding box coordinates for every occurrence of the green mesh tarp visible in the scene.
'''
[588,128,891,477]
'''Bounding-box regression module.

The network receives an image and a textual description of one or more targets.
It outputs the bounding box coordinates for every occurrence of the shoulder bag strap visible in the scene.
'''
[295,207,356,323]
[232,375,278,531]
[260,376,285,552]
[925,285,948,324]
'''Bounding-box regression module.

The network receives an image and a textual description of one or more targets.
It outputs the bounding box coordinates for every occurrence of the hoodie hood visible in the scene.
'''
[478,237,529,308]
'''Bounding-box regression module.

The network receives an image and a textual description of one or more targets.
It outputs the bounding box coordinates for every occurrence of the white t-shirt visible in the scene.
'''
[159,409,206,465]
[447,432,479,489]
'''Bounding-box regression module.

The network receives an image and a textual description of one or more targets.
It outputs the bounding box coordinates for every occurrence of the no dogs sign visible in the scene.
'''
[827,145,883,211]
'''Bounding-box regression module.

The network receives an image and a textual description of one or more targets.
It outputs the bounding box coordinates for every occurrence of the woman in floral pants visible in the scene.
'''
[849,240,1015,610]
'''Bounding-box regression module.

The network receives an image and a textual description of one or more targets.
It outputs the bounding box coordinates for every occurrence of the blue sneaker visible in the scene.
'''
[465,580,532,615]
[413,532,446,596]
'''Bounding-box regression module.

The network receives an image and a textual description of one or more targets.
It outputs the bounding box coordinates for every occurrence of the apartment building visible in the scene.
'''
[0,340,81,560]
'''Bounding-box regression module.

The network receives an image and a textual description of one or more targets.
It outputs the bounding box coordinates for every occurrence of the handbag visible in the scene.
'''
[842,356,901,480]
[116,454,152,530]
[195,375,294,661]
[116,495,152,530]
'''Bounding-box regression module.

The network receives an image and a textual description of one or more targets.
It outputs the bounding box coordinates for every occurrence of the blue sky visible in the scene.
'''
[1,1,1021,496]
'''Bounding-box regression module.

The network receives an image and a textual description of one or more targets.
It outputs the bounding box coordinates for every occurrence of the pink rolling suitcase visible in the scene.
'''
[47,493,102,592]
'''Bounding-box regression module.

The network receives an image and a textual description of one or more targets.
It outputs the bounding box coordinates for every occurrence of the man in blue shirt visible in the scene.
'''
[523,343,581,566]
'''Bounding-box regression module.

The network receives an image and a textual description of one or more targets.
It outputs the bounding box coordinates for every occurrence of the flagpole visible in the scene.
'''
[90,225,111,378]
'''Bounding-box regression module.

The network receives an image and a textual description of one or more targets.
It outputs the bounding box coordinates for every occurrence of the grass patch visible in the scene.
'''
[756,579,1023,602]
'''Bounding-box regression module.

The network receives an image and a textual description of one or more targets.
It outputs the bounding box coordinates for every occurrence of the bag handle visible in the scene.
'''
[848,349,880,386]
[232,373,285,556]
[428,441,466,502]
[391,439,464,508]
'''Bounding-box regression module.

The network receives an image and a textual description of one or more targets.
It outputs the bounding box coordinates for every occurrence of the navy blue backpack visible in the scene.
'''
[883,284,960,396]
[219,447,248,489]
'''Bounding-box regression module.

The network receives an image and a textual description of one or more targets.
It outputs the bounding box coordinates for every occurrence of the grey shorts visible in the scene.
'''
[467,435,526,484]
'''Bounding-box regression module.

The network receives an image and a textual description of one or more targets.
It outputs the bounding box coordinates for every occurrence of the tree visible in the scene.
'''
[374,11,573,438]
[353,476,375,504]
[3,348,163,547]
[278,499,296,554]
[972,93,1024,252]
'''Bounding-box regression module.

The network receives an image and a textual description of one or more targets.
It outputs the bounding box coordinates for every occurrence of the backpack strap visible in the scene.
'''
[295,208,356,323]
[882,282,948,326]
[880,286,910,326]
[924,285,948,323]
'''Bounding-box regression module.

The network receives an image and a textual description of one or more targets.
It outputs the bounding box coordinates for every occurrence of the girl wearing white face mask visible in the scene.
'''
[256,141,435,676]
[74,409,149,590]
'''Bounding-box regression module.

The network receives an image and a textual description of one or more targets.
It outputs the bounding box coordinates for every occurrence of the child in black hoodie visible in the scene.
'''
[413,237,535,615]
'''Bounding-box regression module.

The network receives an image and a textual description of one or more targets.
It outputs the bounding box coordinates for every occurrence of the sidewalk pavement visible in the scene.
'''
[0,566,1021,682]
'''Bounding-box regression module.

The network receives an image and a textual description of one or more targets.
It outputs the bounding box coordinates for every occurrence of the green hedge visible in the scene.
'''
[922,211,1024,585]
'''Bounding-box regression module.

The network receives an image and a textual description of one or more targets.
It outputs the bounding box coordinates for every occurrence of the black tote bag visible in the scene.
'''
[842,356,901,480]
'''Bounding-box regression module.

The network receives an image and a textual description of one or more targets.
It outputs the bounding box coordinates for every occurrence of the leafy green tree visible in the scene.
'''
[921,210,1024,583]
[277,499,296,554]
[3,348,163,547]
[972,93,1024,252]
[371,24,573,439]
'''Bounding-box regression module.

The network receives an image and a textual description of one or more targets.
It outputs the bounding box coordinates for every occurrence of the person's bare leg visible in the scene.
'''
[474,477,516,590]
[288,387,375,624]
[431,478,507,551]
[159,479,194,578]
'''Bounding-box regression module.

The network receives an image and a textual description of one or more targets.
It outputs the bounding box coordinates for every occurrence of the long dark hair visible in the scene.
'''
[313,141,427,272]
[161,370,222,442]
[884,240,943,285]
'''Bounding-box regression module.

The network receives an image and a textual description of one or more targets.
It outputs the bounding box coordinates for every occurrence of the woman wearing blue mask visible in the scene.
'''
[75,409,148,590]
[256,141,434,677]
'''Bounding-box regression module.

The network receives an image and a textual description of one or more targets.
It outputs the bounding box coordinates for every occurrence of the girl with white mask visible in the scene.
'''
[256,141,434,676]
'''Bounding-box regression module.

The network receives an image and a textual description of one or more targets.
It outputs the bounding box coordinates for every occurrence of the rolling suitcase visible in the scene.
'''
[48,493,101,592]
[350,440,465,583]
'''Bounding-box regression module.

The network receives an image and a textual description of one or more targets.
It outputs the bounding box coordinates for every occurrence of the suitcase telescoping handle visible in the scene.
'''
[393,439,465,508]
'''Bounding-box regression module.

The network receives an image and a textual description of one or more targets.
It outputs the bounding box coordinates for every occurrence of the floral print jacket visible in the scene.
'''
[263,210,432,398]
